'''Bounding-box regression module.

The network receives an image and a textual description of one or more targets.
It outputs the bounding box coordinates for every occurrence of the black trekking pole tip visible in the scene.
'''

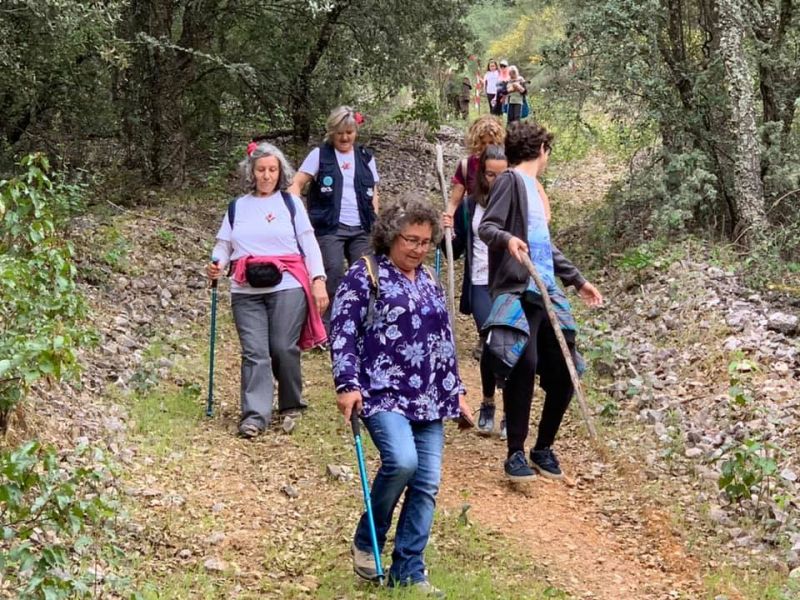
[350,411,360,436]
[210,258,220,289]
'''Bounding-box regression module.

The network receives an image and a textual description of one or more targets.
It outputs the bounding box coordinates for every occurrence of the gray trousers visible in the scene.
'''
[317,224,371,329]
[231,288,307,431]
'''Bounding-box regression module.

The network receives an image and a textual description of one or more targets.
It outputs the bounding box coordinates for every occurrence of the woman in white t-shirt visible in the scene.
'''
[207,142,328,438]
[289,106,380,330]
[442,145,507,437]
[483,59,500,113]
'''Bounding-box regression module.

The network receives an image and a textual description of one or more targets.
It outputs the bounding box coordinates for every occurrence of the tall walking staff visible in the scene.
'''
[519,253,599,441]
[205,259,219,417]
[435,144,457,324]
[350,411,385,584]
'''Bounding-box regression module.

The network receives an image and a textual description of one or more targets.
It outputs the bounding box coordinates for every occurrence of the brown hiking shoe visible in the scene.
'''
[351,542,378,580]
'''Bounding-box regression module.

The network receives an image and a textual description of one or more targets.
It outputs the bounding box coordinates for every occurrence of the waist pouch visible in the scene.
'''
[245,260,283,288]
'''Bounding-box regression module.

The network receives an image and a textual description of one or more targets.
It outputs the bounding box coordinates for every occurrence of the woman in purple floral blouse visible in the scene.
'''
[330,193,470,596]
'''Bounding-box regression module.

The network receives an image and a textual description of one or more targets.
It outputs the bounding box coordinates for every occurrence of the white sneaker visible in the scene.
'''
[413,579,446,598]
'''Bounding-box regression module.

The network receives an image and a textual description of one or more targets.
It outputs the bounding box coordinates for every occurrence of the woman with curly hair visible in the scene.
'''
[330,193,471,596]
[479,122,602,481]
[444,114,505,218]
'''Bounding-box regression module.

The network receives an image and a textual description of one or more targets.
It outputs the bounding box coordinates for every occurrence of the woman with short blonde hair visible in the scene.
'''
[289,105,380,332]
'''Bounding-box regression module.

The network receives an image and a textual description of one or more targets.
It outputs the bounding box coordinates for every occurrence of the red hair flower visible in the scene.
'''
[354,112,365,125]
[246,141,258,156]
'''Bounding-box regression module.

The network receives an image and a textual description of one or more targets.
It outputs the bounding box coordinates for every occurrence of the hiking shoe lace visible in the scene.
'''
[504,450,535,481]
[529,447,564,480]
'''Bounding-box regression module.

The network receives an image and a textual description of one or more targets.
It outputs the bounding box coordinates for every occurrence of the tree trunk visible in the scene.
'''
[290,2,350,142]
[713,0,767,244]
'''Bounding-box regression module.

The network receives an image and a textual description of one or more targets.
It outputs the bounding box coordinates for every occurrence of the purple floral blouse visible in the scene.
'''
[330,254,464,422]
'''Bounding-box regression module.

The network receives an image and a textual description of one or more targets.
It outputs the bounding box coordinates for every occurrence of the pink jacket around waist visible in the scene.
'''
[232,255,327,351]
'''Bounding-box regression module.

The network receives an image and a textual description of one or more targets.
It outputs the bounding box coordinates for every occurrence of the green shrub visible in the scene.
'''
[0,154,94,432]
[394,95,443,141]
[0,441,132,599]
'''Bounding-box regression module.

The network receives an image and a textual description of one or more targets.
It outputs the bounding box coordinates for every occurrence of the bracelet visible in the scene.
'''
[313,275,327,282]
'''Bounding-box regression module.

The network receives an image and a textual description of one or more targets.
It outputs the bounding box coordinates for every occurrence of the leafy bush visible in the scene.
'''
[0,154,94,432]
[718,439,782,515]
[393,95,443,141]
[0,441,130,598]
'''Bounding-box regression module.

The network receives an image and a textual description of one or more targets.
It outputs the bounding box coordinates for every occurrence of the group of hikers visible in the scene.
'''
[449,57,530,123]
[205,105,603,597]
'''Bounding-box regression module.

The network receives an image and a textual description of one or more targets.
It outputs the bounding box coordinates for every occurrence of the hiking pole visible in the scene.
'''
[435,144,457,324]
[350,411,385,584]
[518,253,598,441]
[205,259,219,417]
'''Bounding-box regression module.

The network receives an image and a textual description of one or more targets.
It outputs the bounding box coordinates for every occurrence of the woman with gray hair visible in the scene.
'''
[289,105,380,331]
[206,141,328,438]
[329,193,472,597]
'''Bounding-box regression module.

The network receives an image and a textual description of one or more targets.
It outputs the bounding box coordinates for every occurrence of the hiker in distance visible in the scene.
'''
[505,65,527,124]
[483,59,500,115]
[330,194,472,598]
[206,142,328,439]
[442,145,600,439]
[479,122,603,481]
[289,106,380,332]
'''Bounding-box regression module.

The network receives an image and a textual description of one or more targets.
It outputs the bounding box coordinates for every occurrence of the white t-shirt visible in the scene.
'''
[484,70,499,95]
[298,147,380,227]
[471,204,489,285]
[213,192,325,294]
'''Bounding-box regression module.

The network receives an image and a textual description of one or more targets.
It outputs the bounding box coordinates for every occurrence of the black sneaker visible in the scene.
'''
[477,401,495,436]
[529,447,564,480]
[504,450,536,481]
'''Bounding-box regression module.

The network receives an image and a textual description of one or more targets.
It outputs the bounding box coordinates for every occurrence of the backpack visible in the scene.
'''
[227,191,304,257]
[361,255,440,326]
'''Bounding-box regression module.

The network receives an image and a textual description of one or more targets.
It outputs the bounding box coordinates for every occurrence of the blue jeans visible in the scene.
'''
[354,411,444,584]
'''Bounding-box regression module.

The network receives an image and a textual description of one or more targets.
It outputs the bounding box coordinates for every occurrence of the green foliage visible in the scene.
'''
[727,352,759,409]
[0,441,130,598]
[718,440,781,511]
[0,0,123,171]
[0,154,93,431]
[394,95,444,141]
[155,229,176,250]
[526,0,800,252]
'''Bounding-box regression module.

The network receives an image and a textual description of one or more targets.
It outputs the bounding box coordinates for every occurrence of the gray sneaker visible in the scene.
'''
[413,579,446,598]
[351,542,378,581]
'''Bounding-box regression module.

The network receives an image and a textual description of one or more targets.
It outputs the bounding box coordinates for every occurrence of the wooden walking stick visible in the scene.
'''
[435,144,457,323]
[519,253,599,441]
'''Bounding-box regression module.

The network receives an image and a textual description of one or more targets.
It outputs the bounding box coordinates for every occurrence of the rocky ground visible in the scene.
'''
[10,124,800,598]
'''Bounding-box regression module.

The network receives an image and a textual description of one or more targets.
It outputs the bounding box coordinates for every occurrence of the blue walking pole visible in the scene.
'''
[205,258,219,417]
[434,248,442,278]
[350,411,385,583]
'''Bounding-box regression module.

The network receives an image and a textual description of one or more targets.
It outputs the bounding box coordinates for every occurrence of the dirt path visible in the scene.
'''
[439,343,704,599]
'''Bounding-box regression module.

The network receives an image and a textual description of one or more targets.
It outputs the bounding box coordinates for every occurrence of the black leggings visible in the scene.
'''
[504,303,575,457]
[507,103,522,123]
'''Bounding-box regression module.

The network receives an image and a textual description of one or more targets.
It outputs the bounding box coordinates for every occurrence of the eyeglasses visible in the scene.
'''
[398,233,432,250]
